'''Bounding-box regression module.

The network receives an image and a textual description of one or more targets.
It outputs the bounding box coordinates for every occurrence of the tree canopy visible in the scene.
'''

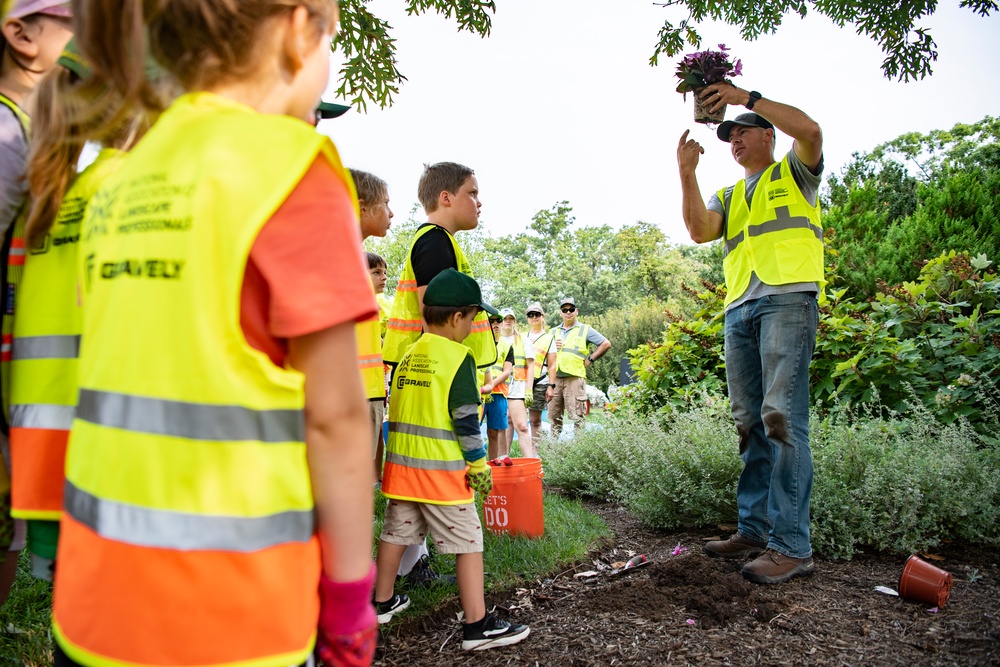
[649,0,998,82]
[335,0,495,109]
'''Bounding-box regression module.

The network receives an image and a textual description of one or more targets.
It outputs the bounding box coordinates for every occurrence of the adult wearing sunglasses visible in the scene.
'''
[544,297,611,439]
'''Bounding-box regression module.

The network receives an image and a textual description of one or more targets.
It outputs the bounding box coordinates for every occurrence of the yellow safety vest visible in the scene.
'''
[357,314,384,400]
[551,323,591,379]
[0,92,29,497]
[376,293,391,338]
[510,335,529,382]
[491,338,511,396]
[10,148,125,521]
[383,224,496,368]
[53,92,359,667]
[718,154,825,307]
[381,333,475,505]
[529,330,553,380]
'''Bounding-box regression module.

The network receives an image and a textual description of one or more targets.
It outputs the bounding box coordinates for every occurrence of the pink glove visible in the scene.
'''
[316,564,378,667]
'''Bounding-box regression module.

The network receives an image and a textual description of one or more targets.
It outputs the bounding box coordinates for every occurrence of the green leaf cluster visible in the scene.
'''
[623,251,1000,430]
[825,117,1000,296]
[334,1,495,109]
[649,0,997,81]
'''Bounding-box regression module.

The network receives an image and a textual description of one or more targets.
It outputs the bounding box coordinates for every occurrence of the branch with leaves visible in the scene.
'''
[334,0,496,110]
[649,0,998,82]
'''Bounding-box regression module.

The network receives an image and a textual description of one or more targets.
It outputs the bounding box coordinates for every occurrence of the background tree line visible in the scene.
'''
[368,116,1000,415]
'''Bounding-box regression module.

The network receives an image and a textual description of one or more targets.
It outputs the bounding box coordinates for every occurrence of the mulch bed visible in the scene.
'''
[374,500,1000,666]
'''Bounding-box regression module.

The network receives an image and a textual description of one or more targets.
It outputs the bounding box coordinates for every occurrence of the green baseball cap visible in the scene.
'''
[316,101,350,119]
[424,268,499,316]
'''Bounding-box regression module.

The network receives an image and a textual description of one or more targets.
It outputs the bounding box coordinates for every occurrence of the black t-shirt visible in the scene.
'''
[411,224,458,287]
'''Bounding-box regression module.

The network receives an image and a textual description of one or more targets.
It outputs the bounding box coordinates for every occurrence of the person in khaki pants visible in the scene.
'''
[544,297,611,439]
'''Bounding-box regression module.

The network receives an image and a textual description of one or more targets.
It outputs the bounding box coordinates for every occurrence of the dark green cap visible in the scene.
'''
[56,38,92,80]
[424,268,498,316]
[316,101,350,119]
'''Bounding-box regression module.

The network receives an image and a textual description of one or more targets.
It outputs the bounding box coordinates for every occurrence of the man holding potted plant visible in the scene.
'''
[676,85,824,585]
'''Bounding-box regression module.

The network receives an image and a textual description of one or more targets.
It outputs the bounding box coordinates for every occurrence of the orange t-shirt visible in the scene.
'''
[240,154,374,366]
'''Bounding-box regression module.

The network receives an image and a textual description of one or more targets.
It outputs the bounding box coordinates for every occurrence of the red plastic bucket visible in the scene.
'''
[898,555,953,607]
[484,457,544,538]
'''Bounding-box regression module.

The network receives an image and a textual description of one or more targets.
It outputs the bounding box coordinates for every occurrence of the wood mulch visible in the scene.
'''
[374,500,1000,666]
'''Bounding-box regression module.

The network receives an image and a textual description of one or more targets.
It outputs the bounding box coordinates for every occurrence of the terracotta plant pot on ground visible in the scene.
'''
[898,555,953,607]
[693,90,726,124]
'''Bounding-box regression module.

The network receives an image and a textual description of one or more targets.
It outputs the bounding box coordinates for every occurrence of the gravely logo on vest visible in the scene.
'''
[99,259,185,280]
[767,187,789,202]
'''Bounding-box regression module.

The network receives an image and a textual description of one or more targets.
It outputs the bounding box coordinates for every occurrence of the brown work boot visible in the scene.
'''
[703,533,767,560]
[741,551,816,584]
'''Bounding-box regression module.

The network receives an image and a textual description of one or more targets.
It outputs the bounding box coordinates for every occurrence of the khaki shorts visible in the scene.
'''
[380,499,483,554]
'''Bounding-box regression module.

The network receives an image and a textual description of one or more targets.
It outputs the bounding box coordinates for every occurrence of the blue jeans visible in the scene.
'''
[725,292,818,559]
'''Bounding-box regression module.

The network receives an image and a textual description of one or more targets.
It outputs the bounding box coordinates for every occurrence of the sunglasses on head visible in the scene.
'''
[526,311,542,318]
[561,307,576,313]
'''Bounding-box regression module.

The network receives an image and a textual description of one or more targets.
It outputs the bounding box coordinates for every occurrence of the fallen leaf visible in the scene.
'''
[611,561,626,569]
[874,586,899,596]
[574,570,599,579]
[718,524,737,532]
[702,536,721,541]
[919,552,945,561]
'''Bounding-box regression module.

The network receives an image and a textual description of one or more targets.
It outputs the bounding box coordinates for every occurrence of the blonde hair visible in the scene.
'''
[76,0,338,115]
[25,65,145,246]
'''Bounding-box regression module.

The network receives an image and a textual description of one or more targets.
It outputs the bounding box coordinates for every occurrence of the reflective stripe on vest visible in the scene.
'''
[510,336,528,381]
[356,315,385,400]
[552,324,590,378]
[10,148,125,519]
[382,225,497,368]
[719,155,825,307]
[381,333,474,505]
[52,93,356,667]
[63,480,313,550]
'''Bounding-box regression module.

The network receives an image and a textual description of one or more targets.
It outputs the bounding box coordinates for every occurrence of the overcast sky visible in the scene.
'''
[320,0,1000,244]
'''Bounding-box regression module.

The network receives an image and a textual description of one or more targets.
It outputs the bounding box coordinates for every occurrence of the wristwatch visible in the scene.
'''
[745,91,762,110]
[586,355,593,363]
[548,383,556,388]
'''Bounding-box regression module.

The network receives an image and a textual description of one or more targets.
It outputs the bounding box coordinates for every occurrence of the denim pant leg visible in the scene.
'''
[726,293,818,557]
[725,303,770,544]
[757,293,817,558]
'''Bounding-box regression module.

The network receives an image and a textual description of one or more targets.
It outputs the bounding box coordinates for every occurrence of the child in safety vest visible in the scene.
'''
[10,39,148,584]
[53,3,377,667]
[365,250,390,478]
[483,313,513,460]
[498,308,535,458]
[0,0,73,609]
[374,268,531,651]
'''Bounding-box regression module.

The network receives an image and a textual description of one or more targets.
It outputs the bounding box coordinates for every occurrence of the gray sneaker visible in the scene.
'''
[703,533,767,560]
[741,551,816,584]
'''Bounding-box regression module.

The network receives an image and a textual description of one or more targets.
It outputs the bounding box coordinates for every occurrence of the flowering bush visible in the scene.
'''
[674,44,742,99]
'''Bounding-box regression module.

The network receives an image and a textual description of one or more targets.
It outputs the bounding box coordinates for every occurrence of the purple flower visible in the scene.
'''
[733,59,743,76]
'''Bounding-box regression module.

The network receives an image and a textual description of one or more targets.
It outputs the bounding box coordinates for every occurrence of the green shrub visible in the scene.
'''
[584,298,677,394]
[547,400,1000,560]
[623,251,1000,430]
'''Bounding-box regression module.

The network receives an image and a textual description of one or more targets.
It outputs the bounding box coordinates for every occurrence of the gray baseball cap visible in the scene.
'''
[717,112,774,142]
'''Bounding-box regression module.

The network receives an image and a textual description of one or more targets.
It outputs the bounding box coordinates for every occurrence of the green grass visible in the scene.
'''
[0,491,608,660]
[0,551,54,667]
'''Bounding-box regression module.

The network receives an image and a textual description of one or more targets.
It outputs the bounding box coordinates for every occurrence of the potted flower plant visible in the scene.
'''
[675,44,742,125]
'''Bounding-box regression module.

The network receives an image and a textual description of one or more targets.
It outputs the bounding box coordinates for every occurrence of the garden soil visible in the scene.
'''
[375,500,1000,666]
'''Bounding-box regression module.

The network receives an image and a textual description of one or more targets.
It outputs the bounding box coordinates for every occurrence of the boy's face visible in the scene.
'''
[360,195,393,239]
[490,318,501,340]
[369,265,387,293]
[446,176,481,231]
